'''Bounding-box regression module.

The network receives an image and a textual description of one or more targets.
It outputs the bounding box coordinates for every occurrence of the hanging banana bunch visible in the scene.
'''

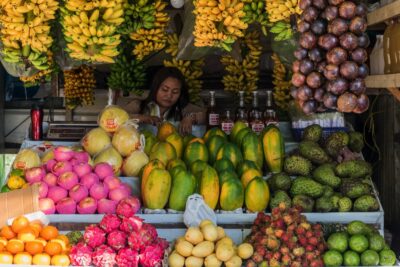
[20,52,55,86]
[64,65,96,109]
[130,0,169,60]
[221,31,262,101]
[271,53,291,110]
[193,0,248,51]
[164,33,204,104]
[242,0,269,36]
[0,0,59,72]
[119,0,156,34]
[60,0,125,63]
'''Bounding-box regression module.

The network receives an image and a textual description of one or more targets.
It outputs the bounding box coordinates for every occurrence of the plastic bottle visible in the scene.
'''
[370,35,384,74]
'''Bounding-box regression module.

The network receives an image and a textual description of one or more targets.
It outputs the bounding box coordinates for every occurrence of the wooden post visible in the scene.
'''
[0,65,5,152]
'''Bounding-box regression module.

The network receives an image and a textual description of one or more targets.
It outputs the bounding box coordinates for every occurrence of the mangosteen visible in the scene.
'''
[318,34,339,50]
[300,59,315,75]
[351,48,368,64]
[349,16,367,35]
[326,47,348,65]
[327,78,349,95]
[337,92,358,112]
[328,18,348,36]
[300,31,317,49]
[292,72,306,87]
[349,78,366,95]
[339,32,358,50]
[340,61,359,80]
[339,1,356,19]
[294,48,309,60]
[306,71,324,89]
[322,5,339,20]
[323,64,339,80]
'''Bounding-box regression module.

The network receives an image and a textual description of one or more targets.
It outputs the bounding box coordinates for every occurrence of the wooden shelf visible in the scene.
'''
[366,74,400,101]
[367,0,400,26]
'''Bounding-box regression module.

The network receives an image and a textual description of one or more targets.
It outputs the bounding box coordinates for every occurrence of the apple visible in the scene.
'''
[77,197,97,214]
[57,171,79,190]
[54,146,74,161]
[47,186,68,203]
[25,167,45,183]
[69,184,89,202]
[89,182,109,200]
[39,198,55,214]
[97,199,117,214]
[56,197,77,214]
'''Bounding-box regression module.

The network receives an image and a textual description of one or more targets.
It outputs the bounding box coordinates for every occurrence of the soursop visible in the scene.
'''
[313,163,341,188]
[338,197,352,212]
[335,160,372,178]
[270,190,292,209]
[302,124,323,142]
[315,196,334,212]
[353,195,379,211]
[299,141,331,164]
[348,131,364,153]
[267,172,292,192]
[340,178,371,199]
[290,176,324,198]
[292,194,315,212]
[325,131,349,157]
[284,155,312,176]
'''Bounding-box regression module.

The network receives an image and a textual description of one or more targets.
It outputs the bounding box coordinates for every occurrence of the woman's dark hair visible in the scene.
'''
[141,67,189,120]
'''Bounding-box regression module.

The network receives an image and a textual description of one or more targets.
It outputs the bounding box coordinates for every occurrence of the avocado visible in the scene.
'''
[313,163,342,188]
[348,131,364,153]
[290,176,324,198]
[284,155,312,176]
[325,131,350,157]
[299,141,331,164]
[335,160,372,178]
[269,190,292,209]
[302,124,323,142]
[267,172,292,192]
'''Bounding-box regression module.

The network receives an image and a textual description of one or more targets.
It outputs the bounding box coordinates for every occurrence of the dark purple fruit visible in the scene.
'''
[328,18,348,36]
[340,32,358,50]
[311,19,327,35]
[323,64,339,80]
[292,72,306,87]
[351,48,368,64]
[349,78,366,95]
[339,1,356,19]
[309,47,324,62]
[326,47,348,65]
[300,31,317,49]
[302,6,320,22]
[300,59,314,75]
[294,48,308,60]
[291,86,299,99]
[322,5,338,20]
[314,88,325,101]
[306,71,324,89]
[358,63,369,78]
[317,61,328,73]
[323,92,338,109]
[340,61,359,80]
[355,3,368,16]
[313,0,327,9]
[293,60,301,73]
[302,100,317,114]
[317,103,328,111]
[327,78,349,95]
[349,16,367,35]
[358,33,370,48]
[298,21,311,33]
[353,94,369,113]
[328,0,344,6]
[299,0,313,10]
[337,92,358,112]
[297,85,313,100]
[318,34,339,50]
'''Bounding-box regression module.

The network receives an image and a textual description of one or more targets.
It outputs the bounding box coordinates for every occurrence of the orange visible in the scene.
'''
[0,243,4,252]
[56,235,70,246]
[11,216,29,234]
[32,253,51,265]
[1,226,16,240]
[51,238,67,252]
[6,239,24,254]
[29,223,42,237]
[51,254,71,266]
[44,241,62,256]
[35,238,47,247]
[40,225,58,241]
[0,251,13,264]
[25,241,44,255]
[13,252,32,265]
[0,238,7,247]
[17,227,36,242]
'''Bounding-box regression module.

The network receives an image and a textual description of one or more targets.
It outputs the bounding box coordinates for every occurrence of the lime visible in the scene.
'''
[327,232,348,252]
[323,250,343,267]
[349,234,369,253]
[361,250,379,266]
[343,250,360,266]
[369,233,385,252]
[347,220,367,235]
[1,185,11,193]
[379,249,397,266]
[10,169,24,177]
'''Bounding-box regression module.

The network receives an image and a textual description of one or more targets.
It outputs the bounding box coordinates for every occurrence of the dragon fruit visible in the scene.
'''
[99,214,121,233]
[128,223,158,251]
[120,216,144,233]
[139,243,164,267]
[92,244,117,267]
[116,247,139,267]
[154,237,169,250]
[107,230,127,250]
[116,197,141,218]
[84,225,106,248]
[69,242,93,266]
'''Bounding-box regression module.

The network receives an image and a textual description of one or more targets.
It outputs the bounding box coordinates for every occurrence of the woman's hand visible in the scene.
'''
[179,115,193,135]
[136,114,162,126]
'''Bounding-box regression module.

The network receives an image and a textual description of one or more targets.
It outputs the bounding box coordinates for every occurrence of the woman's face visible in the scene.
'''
[156,77,182,109]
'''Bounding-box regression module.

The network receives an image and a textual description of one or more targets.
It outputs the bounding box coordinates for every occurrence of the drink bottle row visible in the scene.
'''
[206,90,279,135]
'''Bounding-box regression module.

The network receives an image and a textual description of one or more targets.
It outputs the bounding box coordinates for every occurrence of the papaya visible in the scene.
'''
[184,141,209,166]
[207,135,226,164]
[168,170,197,211]
[241,168,262,188]
[183,134,195,147]
[199,166,220,209]
[220,178,244,211]
[230,121,248,142]
[169,165,186,178]
[245,177,270,212]
[218,170,239,185]
[242,132,264,170]
[262,125,285,173]
[190,160,209,178]
[157,122,176,141]
[144,134,157,156]
[150,141,177,165]
[214,158,235,174]
[142,168,172,209]
[204,127,227,143]
[216,143,243,168]
[234,127,252,147]
[141,159,165,194]
[167,158,186,171]
[188,137,205,145]
[166,132,184,159]
[237,160,259,177]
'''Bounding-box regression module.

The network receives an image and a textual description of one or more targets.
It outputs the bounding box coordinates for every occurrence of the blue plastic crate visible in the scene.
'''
[292,127,349,142]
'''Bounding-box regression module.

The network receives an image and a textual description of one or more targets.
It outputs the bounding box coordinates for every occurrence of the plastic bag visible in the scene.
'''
[183,194,216,227]
[111,120,142,157]
[98,105,130,133]
[0,55,39,78]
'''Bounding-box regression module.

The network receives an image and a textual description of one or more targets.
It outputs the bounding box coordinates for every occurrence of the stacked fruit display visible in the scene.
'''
[64,65,96,109]
[0,216,70,265]
[323,220,397,266]
[291,0,369,114]
[60,0,124,63]
[221,31,262,97]
[193,0,248,51]
[272,53,292,110]
[244,203,326,266]
[0,0,58,71]
[69,198,169,267]
[242,0,269,36]
[268,123,380,212]
[168,220,254,267]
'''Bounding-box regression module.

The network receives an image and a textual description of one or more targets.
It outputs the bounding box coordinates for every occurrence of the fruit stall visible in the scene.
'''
[1,0,400,265]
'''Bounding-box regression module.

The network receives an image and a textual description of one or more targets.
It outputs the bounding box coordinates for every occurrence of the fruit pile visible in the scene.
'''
[272,53,292,110]
[0,0,58,71]
[221,31,262,97]
[193,0,248,51]
[242,0,269,36]
[2,169,27,192]
[0,216,70,265]
[244,203,326,266]
[64,65,96,109]
[69,198,169,267]
[268,124,379,213]
[323,220,397,266]
[169,219,254,267]
[291,0,369,114]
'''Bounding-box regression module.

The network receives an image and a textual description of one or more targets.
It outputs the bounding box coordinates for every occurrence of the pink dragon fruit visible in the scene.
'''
[154,237,170,250]
[127,223,158,251]
[116,247,139,267]
[107,230,127,250]
[99,214,121,233]
[139,243,165,267]
[69,242,93,266]
[120,216,143,233]
[84,225,106,248]
[116,197,141,218]
[92,244,117,267]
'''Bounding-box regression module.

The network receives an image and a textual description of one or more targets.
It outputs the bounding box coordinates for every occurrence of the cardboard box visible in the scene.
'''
[0,185,39,227]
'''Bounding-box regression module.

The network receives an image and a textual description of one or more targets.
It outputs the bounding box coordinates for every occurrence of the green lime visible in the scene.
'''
[349,234,369,253]
[369,233,385,252]
[343,250,360,266]
[10,168,24,177]
[347,220,367,235]
[323,250,343,267]
[1,185,11,193]
[379,249,397,266]
[327,232,348,253]
[361,250,379,266]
